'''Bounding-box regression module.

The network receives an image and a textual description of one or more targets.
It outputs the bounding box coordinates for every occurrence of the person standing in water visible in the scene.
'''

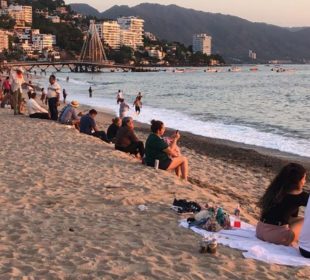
[63,89,67,104]
[89,86,93,98]
[119,98,130,118]
[116,89,123,104]
[133,95,142,115]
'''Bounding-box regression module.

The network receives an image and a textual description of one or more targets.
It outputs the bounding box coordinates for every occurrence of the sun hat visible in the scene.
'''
[71,100,79,108]
[14,66,24,73]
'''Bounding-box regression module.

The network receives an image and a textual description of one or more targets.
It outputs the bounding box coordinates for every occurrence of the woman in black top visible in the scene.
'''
[107,117,121,143]
[256,163,308,246]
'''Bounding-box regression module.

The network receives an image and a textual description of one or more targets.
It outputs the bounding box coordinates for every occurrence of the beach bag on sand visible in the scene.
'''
[172,199,201,213]
[188,206,231,232]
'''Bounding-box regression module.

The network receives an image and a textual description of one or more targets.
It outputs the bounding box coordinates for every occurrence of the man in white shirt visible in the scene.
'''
[47,74,61,121]
[116,89,123,104]
[10,67,33,115]
[27,92,49,119]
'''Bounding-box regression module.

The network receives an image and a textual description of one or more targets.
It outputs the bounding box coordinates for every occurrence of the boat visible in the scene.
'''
[204,68,219,73]
[228,67,241,72]
[250,67,258,71]
[173,69,185,73]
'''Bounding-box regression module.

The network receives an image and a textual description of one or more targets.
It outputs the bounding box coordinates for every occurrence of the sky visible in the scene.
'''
[65,0,310,27]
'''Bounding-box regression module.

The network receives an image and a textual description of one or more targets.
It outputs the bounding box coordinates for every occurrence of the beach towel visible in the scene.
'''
[179,217,310,266]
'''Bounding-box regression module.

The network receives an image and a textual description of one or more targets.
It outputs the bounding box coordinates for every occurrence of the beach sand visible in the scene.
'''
[0,103,309,279]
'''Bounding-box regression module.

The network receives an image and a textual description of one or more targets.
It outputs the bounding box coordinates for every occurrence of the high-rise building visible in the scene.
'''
[0,29,9,51]
[96,21,121,50]
[120,29,135,49]
[192,34,212,55]
[117,17,144,49]
[32,34,55,50]
[22,6,32,25]
[8,5,32,27]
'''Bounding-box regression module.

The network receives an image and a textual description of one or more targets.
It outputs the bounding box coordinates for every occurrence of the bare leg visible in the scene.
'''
[167,156,188,180]
[289,217,304,242]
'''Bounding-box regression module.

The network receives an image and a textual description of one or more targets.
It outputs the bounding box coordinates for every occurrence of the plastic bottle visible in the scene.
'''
[233,204,241,228]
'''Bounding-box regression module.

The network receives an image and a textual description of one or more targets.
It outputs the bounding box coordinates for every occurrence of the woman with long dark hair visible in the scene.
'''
[256,163,308,246]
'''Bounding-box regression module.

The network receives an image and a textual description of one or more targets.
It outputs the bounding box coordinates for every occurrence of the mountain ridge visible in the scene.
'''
[70,3,310,62]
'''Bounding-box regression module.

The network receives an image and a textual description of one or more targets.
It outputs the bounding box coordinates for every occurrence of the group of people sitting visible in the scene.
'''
[257,163,310,258]
[106,116,188,180]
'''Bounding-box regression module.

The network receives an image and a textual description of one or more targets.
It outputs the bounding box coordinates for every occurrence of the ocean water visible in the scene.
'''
[35,65,310,157]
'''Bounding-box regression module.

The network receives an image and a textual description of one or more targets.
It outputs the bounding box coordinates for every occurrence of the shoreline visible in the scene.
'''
[1,101,310,277]
[78,103,310,173]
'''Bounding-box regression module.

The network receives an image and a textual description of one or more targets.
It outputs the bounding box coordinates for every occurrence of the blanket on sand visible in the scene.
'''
[179,218,310,267]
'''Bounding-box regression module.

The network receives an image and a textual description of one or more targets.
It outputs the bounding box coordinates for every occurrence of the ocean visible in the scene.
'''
[35,65,310,158]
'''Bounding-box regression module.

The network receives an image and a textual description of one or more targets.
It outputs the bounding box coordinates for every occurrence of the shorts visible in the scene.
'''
[256,221,294,246]
[159,159,172,170]
[135,106,140,112]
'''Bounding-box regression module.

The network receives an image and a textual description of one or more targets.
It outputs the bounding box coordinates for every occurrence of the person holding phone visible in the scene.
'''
[145,120,188,180]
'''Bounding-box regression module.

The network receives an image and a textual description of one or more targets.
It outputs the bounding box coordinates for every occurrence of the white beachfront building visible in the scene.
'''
[192,34,212,55]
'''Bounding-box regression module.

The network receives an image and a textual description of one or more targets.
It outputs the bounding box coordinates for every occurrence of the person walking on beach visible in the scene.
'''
[119,98,130,118]
[66,76,69,82]
[63,89,67,104]
[47,74,61,121]
[40,88,46,104]
[89,86,93,98]
[10,67,34,115]
[116,90,123,104]
[80,109,109,142]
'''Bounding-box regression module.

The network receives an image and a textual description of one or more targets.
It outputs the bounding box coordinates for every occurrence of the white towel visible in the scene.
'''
[179,218,310,266]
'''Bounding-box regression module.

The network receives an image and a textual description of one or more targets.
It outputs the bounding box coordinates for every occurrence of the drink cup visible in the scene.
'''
[154,159,159,170]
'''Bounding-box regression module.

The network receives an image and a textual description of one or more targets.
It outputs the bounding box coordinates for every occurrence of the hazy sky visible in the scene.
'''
[65,0,310,27]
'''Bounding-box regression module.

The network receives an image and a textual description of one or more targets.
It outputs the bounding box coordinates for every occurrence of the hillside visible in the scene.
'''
[70,3,310,62]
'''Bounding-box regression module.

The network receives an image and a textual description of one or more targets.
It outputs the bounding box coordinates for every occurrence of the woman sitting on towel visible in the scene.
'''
[145,120,188,181]
[257,163,308,246]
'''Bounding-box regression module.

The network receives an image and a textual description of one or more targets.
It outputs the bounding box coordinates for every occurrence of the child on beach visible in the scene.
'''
[256,163,308,246]
[40,88,46,104]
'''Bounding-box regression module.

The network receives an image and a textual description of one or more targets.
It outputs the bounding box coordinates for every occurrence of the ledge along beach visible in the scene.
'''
[0,92,310,279]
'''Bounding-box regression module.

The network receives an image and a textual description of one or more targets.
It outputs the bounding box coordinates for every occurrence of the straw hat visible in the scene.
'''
[71,100,79,108]
[14,66,24,73]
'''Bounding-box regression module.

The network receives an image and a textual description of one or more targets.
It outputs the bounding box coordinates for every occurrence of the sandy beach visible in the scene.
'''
[0,101,310,279]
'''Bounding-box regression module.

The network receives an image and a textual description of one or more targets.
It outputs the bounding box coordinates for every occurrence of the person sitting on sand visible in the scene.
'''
[145,120,188,180]
[27,92,49,119]
[119,98,129,118]
[58,100,80,128]
[256,163,308,246]
[299,197,310,258]
[80,109,109,142]
[115,117,144,158]
[107,117,121,143]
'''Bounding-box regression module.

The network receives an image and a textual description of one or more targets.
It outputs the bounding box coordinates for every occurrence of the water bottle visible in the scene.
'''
[154,159,159,170]
[233,204,241,228]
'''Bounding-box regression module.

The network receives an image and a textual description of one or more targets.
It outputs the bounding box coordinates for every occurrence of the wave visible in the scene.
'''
[71,94,310,158]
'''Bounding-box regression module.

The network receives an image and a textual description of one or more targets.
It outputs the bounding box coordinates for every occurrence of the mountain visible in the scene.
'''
[69,3,101,18]
[70,3,310,62]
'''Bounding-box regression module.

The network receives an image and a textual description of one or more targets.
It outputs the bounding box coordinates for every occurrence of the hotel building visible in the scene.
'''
[192,34,212,55]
